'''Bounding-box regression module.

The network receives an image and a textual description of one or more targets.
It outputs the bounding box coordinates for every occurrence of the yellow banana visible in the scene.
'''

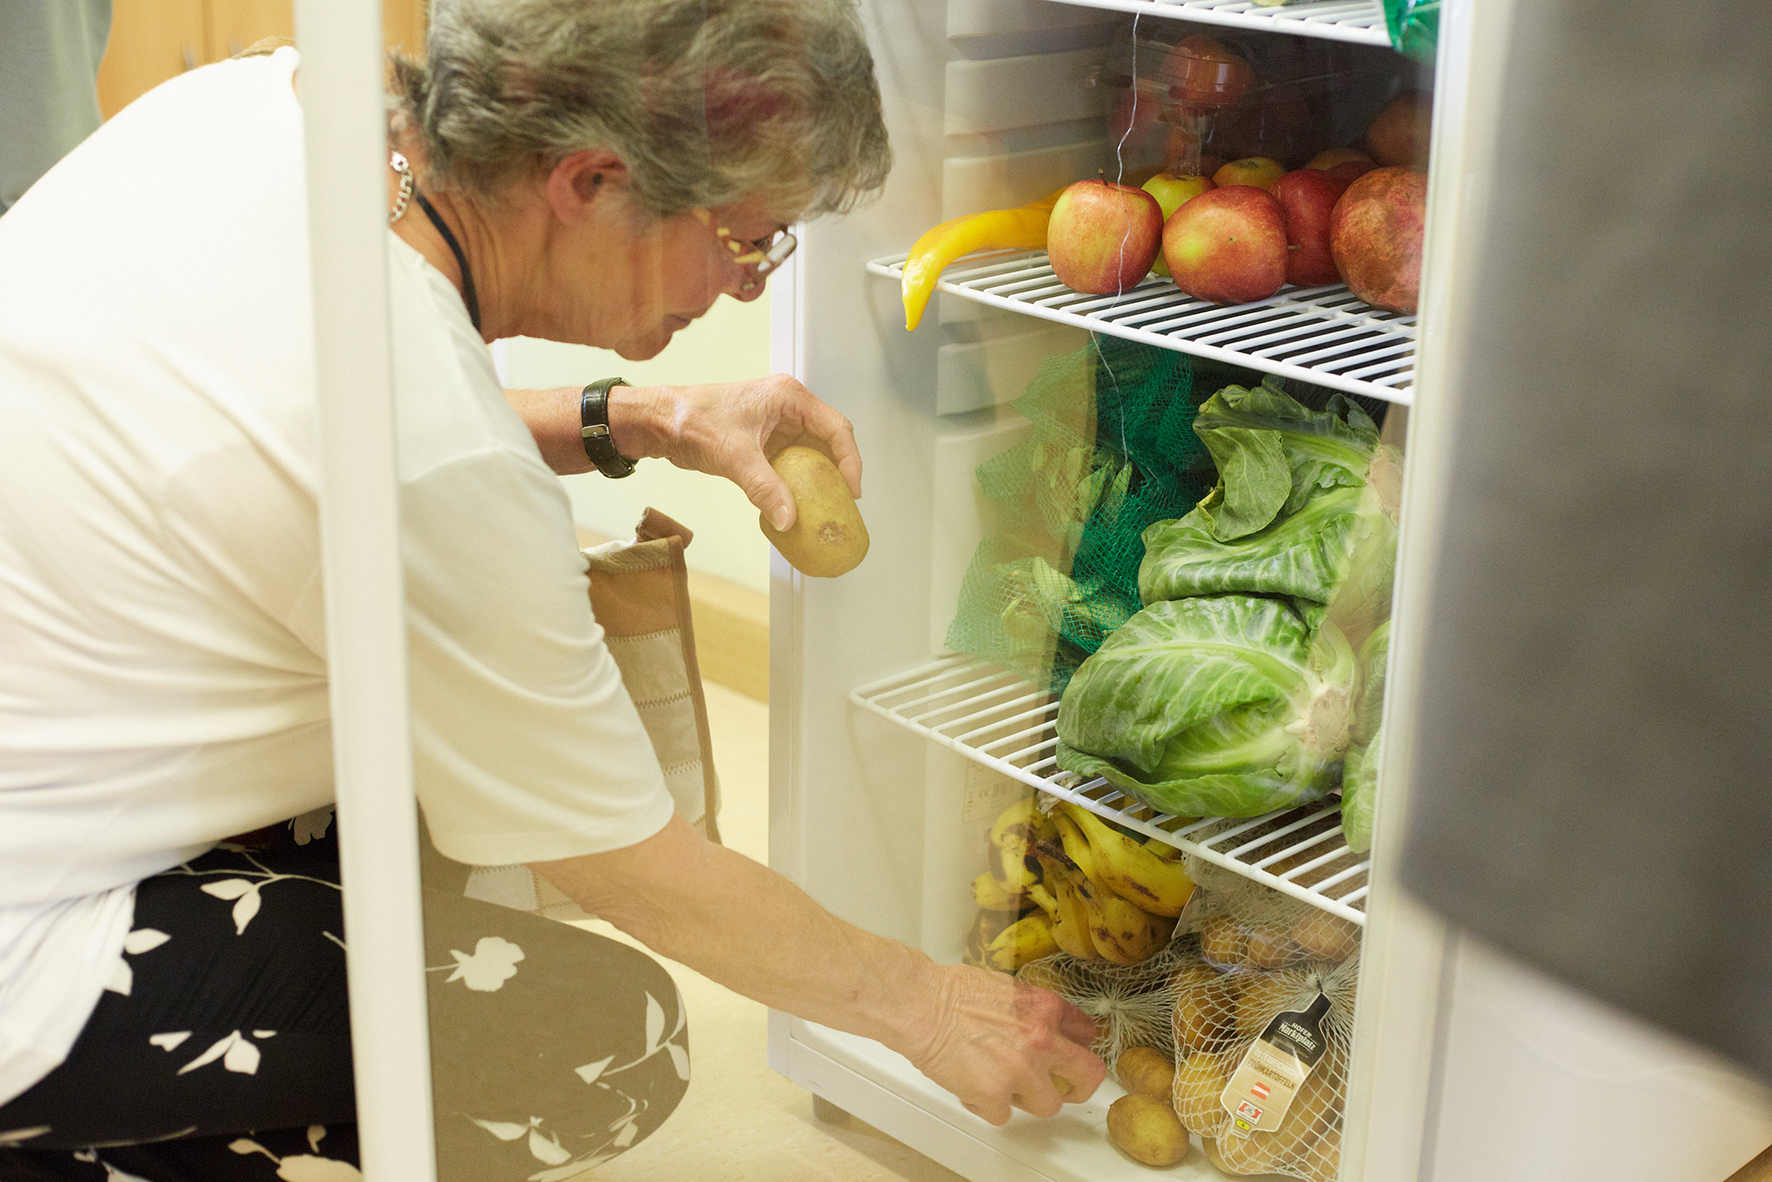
[972,870,1023,912]
[1026,882,1059,917]
[980,911,1060,972]
[1145,835,1187,860]
[994,840,1039,891]
[1036,851,1100,960]
[988,797,1042,890]
[989,796,1041,847]
[1055,801,1197,918]
[1050,808,1103,886]
[1071,868,1176,965]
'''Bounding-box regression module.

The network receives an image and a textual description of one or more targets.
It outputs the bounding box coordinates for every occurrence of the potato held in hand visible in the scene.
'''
[760,446,869,577]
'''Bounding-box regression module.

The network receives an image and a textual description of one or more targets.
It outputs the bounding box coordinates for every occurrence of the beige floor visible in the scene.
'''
[577,683,966,1182]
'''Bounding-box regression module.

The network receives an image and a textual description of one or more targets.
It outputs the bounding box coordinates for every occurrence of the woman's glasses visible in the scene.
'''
[691,209,797,281]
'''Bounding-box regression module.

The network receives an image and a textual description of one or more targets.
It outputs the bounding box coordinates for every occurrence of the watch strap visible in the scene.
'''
[580,378,637,478]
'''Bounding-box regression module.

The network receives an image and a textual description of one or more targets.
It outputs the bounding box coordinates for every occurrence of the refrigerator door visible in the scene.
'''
[1423,936,1772,1182]
[769,1,1411,1178]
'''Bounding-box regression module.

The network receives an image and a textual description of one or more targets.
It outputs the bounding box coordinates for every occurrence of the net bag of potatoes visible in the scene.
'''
[1016,945,1188,1083]
[1168,875,1361,1181]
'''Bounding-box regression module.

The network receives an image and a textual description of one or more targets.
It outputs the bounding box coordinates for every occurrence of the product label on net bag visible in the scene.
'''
[1219,992,1332,1136]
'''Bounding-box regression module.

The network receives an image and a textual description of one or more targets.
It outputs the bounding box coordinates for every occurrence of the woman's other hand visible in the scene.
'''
[901,963,1106,1125]
[610,376,861,532]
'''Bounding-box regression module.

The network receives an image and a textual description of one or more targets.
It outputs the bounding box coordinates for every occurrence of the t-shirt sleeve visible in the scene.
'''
[399,448,675,866]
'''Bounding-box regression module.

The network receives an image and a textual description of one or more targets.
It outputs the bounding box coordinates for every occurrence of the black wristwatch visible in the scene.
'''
[580,377,638,478]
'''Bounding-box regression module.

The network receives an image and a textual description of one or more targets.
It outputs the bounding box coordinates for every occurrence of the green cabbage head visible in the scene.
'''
[1138,380,1399,608]
[1054,595,1358,818]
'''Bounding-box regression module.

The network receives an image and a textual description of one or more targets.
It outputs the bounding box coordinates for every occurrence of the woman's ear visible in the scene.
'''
[546,148,630,224]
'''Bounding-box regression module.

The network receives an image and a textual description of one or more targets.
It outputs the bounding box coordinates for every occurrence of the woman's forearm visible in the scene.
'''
[531,811,1106,1125]
[531,812,942,1060]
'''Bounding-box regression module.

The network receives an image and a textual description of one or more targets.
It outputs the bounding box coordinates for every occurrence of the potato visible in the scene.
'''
[1106,1093,1190,1168]
[1201,1137,1235,1173]
[1234,971,1298,1039]
[1299,1120,1343,1182]
[1170,964,1237,1054]
[1116,1046,1176,1097]
[1171,1050,1232,1138]
[1200,915,1249,967]
[1291,911,1360,963]
[759,445,868,577]
[1246,924,1305,970]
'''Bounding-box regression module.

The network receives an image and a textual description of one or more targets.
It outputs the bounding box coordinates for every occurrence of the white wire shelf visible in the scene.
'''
[1044,0,1391,45]
[870,250,1415,405]
[850,654,1370,925]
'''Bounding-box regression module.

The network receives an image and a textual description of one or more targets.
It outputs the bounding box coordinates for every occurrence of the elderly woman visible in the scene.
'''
[0,1,1104,1179]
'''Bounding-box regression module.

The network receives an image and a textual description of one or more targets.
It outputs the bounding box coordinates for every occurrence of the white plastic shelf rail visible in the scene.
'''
[1045,0,1390,45]
[868,250,1416,405]
[851,654,1370,925]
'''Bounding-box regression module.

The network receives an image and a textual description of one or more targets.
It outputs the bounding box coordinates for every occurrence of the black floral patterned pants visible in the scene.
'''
[0,812,690,1181]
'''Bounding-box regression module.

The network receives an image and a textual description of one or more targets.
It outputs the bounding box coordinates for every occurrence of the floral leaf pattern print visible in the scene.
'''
[572,1055,615,1085]
[0,1125,52,1147]
[527,1127,571,1166]
[122,929,170,955]
[200,879,265,935]
[644,991,690,1083]
[471,1119,530,1142]
[290,806,334,846]
[443,936,525,991]
[228,1129,363,1181]
[149,1031,192,1052]
[175,1030,269,1076]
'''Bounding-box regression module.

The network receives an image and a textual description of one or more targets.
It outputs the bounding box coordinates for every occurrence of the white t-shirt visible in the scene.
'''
[0,49,675,1104]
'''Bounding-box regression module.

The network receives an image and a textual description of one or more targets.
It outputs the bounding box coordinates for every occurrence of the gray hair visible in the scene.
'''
[391,0,892,219]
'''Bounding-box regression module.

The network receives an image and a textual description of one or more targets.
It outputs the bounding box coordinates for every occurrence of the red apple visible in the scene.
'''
[1046,179,1164,295]
[1273,168,1352,287]
[1162,185,1288,305]
[1323,159,1377,186]
[1330,166,1428,313]
[1305,148,1374,171]
[1163,34,1255,112]
[1364,92,1432,168]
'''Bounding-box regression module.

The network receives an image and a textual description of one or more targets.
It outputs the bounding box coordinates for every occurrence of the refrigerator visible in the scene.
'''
[758,1,1772,1179]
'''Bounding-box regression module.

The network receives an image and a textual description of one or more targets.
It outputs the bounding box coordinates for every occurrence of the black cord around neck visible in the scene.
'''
[412,188,481,332]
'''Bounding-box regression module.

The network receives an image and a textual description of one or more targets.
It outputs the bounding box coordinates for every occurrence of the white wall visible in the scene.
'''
[501,295,772,593]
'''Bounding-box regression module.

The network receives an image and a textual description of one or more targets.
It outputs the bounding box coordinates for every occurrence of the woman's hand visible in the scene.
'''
[610,376,861,531]
[900,962,1106,1126]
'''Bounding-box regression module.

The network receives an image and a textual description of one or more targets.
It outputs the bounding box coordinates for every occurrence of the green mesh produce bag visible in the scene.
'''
[945,338,1233,692]
[1383,0,1439,63]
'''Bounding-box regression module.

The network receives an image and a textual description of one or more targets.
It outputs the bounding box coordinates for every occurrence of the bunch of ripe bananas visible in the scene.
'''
[966,796,1197,971]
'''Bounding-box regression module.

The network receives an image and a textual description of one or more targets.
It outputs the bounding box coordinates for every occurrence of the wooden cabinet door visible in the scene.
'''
[206,0,426,61]
[96,0,207,119]
[98,0,428,119]
[204,0,293,61]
